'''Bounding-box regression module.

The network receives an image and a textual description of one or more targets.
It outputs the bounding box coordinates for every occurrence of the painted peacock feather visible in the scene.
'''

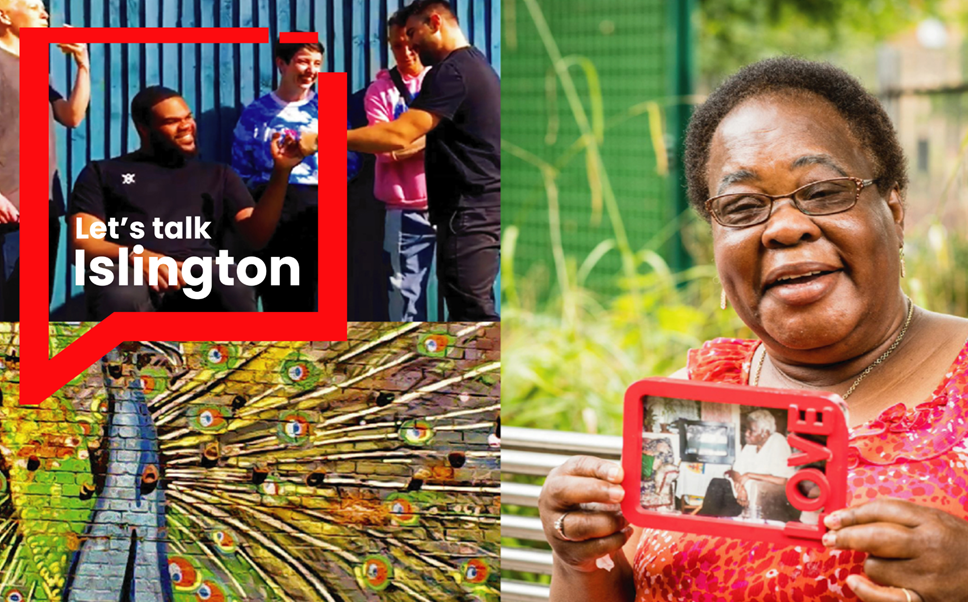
[0,322,500,601]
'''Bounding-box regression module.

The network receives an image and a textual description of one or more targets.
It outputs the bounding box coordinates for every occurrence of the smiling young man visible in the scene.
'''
[347,0,500,321]
[69,86,305,319]
[0,0,90,320]
[232,37,321,312]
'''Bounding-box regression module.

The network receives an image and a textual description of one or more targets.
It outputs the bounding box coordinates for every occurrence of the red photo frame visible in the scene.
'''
[18,28,347,405]
[622,377,849,548]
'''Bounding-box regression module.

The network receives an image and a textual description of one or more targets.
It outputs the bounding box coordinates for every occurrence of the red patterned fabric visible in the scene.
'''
[633,337,968,601]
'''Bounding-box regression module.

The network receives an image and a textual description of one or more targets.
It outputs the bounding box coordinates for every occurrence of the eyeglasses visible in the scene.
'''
[704,177,876,228]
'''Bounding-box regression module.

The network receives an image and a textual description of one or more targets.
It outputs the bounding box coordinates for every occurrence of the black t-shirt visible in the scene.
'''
[410,46,500,217]
[69,151,255,260]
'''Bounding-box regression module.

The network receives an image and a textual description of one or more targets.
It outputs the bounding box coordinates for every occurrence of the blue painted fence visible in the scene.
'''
[47,0,500,318]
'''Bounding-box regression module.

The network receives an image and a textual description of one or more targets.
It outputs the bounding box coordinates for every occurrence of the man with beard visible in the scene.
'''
[69,86,305,318]
[232,37,320,311]
[347,0,500,321]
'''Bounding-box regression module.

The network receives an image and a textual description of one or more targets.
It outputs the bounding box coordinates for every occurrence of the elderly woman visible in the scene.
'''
[697,410,795,518]
[538,57,968,602]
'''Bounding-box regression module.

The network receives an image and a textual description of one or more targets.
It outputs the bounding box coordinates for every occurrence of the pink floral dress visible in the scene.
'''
[633,337,968,602]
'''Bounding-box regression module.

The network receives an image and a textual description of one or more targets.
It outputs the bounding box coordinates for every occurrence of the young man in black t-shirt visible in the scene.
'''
[347,0,500,321]
[69,86,306,319]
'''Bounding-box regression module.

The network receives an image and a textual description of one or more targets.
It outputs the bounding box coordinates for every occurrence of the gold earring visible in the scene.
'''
[721,288,728,310]
[900,247,906,278]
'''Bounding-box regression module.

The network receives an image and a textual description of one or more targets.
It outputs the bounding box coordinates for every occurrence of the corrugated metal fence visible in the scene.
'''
[47,0,500,318]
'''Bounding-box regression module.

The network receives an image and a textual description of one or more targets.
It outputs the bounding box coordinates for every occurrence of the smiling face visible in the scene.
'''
[145,96,197,158]
[707,92,905,359]
[0,0,49,32]
[404,12,444,66]
[276,47,322,93]
[389,24,422,76]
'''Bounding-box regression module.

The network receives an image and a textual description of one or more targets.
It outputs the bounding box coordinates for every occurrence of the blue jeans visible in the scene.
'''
[384,209,435,322]
[0,227,19,321]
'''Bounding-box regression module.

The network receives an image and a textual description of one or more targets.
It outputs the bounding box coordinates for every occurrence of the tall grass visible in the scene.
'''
[502,219,750,436]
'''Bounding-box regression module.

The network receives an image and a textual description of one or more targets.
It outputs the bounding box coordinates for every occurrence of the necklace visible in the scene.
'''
[751,297,915,401]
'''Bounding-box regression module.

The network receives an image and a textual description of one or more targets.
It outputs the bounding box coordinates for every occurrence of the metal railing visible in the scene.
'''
[501,426,622,602]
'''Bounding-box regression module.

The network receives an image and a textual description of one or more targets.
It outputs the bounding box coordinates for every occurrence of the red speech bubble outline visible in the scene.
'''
[279,32,320,44]
[19,28,347,406]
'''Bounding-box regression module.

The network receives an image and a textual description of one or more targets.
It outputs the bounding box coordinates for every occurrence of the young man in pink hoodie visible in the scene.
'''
[364,10,434,322]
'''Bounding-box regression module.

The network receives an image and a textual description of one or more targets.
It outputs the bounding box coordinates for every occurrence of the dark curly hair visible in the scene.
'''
[684,56,908,221]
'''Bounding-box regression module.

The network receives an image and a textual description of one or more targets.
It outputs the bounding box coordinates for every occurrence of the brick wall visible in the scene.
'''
[0,323,500,601]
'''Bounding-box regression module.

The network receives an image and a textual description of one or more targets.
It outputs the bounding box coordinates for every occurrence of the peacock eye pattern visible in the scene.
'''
[280,352,321,389]
[1,323,501,601]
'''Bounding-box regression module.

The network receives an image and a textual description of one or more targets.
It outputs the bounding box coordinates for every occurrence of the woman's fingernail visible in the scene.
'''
[821,532,836,548]
[824,513,841,529]
[609,487,625,502]
[621,525,633,536]
[607,466,621,482]
[845,575,860,589]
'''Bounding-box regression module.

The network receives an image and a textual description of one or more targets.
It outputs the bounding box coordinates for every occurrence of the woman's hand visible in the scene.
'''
[538,455,632,573]
[822,498,968,602]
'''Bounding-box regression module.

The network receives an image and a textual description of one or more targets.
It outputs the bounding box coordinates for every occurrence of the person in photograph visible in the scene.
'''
[538,57,968,602]
[0,0,90,320]
[232,36,321,312]
[365,9,433,322]
[69,86,306,318]
[348,0,500,321]
[696,410,794,518]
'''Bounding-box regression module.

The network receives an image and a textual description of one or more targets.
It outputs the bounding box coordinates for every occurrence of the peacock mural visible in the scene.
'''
[0,322,500,601]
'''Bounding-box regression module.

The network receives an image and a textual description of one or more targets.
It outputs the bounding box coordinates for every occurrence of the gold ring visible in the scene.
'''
[554,512,576,541]
[901,588,913,602]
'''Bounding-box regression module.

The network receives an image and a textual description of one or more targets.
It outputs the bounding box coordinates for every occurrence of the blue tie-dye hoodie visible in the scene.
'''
[231,90,319,186]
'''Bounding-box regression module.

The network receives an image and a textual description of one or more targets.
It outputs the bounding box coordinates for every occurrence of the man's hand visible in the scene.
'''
[270,132,306,173]
[347,109,439,153]
[389,135,426,161]
[0,193,20,224]
[57,26,89,71]
[130,248,186,293]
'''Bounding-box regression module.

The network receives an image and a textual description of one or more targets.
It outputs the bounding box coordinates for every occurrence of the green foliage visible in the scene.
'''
[905,218,968,318]
[502,217,750,437]
[698,0,948,84]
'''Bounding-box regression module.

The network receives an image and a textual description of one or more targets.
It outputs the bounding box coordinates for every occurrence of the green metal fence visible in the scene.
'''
[502,0,693,302]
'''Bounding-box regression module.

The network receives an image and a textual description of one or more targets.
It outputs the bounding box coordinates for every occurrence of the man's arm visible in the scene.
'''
[233,133,304,249]
[390,136,425,161]
[363,81,427,162]
[233,167,290,250]
[52,38,90,128]
[347,109,439,154]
